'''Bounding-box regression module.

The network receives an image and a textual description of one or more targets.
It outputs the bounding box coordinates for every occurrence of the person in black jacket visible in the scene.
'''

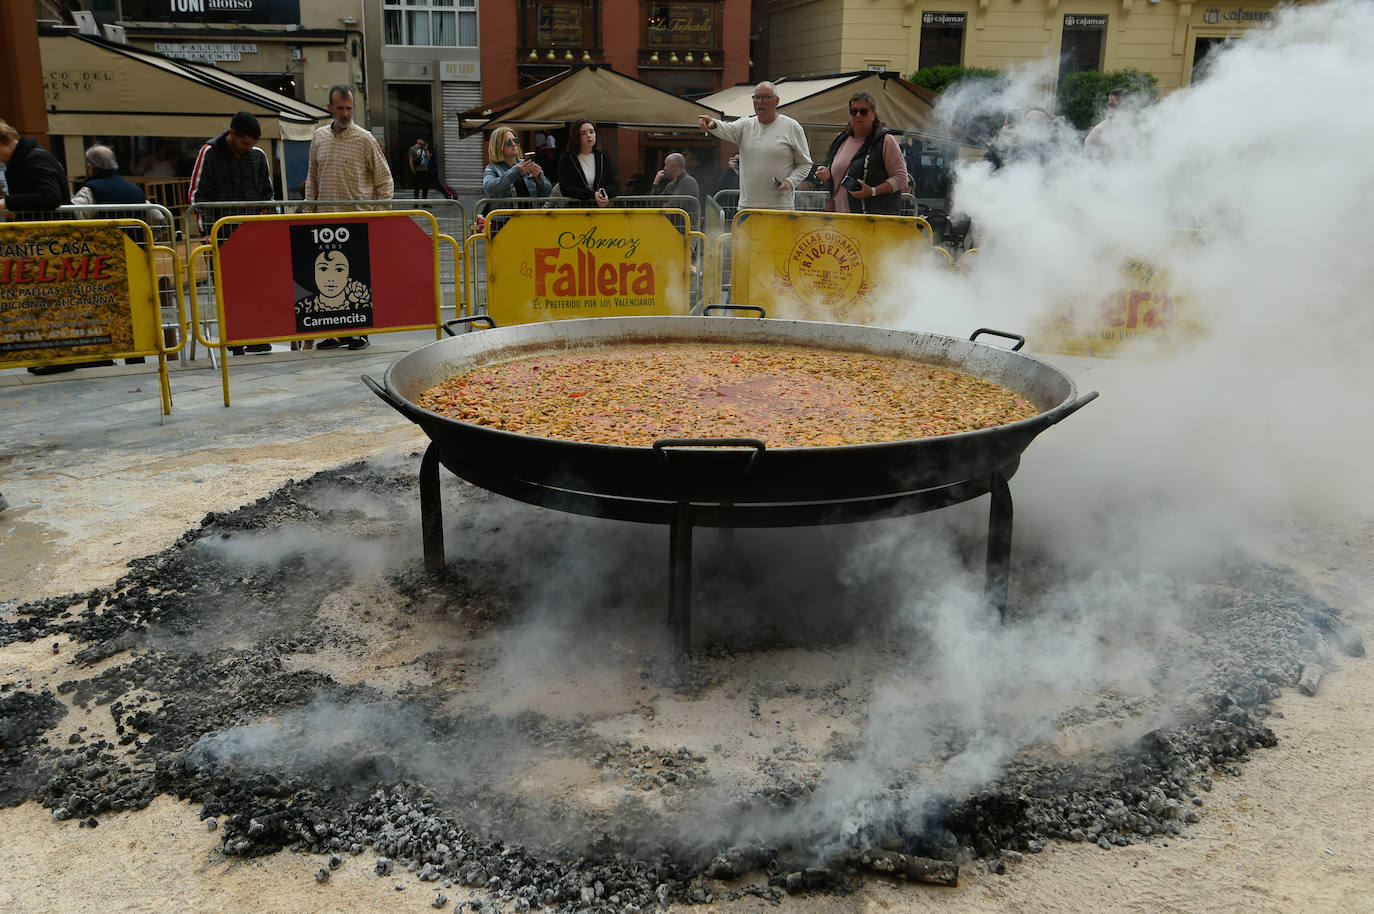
[557,118,619,207]
[812,91,909,216]
[189,112,276,352]
[0,117,67,218]
[189,111,274,233]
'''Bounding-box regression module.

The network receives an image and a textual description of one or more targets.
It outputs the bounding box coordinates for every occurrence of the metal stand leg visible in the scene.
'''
[669,503,696,657]
[420,443,445,571]
[985,470,1013,621]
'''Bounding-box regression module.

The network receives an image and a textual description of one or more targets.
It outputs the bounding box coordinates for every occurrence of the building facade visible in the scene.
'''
[66,0,361,196]
[478,1,752,192]
[763,0,1286,93]
[361,0,484,193]
[100,0,361,104]
[48,1,756,193]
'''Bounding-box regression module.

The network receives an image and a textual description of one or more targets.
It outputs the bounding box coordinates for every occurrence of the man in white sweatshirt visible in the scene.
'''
[698,81,812,211]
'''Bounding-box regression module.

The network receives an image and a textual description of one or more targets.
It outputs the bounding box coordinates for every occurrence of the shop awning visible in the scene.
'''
[456,65,722,137]
[699,71,980,149]
[40,32,331,142]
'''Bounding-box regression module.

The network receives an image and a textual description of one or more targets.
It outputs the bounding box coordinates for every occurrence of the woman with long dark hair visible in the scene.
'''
[556,118,619,208]
[813,90,909,215]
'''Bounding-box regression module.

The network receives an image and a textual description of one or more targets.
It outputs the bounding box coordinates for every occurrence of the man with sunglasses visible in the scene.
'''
[697,81,811,211]
[813,91,909,216]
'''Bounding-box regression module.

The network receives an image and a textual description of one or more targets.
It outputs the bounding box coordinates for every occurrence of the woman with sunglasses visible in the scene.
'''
[482,127,552,205]
[557,119,620,208]
[813,91,909,215]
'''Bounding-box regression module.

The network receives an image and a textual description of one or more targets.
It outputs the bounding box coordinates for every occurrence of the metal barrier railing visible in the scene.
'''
[710,189,830,214]
[604,194,702,230]
[703,195,732,307]
[710,189,919,218]
[470,193,701,221]
[182,199,464,364]
[55,202,177,243]
[184,209,450,404]
[52,203,184,359]
[465,206,702,321]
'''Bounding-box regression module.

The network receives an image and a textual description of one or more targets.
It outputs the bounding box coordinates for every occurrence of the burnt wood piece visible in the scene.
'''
[857,848,959,886]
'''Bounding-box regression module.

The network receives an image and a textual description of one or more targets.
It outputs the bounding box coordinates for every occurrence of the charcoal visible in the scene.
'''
[0,464,1360,911]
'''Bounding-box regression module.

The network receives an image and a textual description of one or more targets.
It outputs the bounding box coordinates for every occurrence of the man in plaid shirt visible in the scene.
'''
[304,85,393,350]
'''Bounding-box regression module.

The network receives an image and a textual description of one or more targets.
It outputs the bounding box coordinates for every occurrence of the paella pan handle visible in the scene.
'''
[969,328,1026,351]
[653,438,767,475]
[1047,390,1100,425]
[361,373,412,417]
[442,315,498,337]
[704,304,767,318]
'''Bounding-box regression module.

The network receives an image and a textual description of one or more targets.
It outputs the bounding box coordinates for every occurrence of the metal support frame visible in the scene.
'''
[986,470,1013,619]
[413,442,1021,656]
[420,443,445,572]
[669,503,696,658]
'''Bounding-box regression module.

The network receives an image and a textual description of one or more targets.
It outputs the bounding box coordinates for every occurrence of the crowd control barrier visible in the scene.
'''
[468,207,700,326]
[466,195,707,313]
[1029,252,1204,356]
[56,203,184,359]
[184,199,464,363]
[716,209,938,323]
[189,208,453,405]
[1,217,186,416]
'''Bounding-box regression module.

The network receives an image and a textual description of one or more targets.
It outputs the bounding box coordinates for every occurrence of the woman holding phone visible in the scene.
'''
[482,127,552,205]
[557,118,619,208]
[812,91,908,215]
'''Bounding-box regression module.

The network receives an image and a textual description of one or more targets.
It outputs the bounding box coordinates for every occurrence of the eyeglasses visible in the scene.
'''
[752,94,777,101]
[504,138,519,145]
[849,107,872,116]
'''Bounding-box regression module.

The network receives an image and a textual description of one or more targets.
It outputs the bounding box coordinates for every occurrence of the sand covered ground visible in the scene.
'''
[2,411,1371,913]
[7,7,1374,901]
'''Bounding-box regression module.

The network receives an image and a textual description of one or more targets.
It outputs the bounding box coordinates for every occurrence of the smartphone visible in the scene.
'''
[840,175,861,192]
[772,176,782,188]
[524,151,536,161]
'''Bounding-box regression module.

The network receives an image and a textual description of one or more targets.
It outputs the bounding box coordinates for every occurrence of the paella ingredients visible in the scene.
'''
[416,343,1039,447]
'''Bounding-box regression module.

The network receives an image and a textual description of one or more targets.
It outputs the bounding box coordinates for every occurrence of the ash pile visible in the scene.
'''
[0,461,1364,911]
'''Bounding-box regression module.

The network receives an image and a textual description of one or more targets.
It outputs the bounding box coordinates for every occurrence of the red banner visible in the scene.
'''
[216,215,437,342]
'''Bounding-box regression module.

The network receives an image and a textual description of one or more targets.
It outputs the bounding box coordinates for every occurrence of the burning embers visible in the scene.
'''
[1,465,1364,909]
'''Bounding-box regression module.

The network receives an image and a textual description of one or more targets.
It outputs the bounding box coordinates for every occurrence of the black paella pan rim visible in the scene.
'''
[365,316,1098,505]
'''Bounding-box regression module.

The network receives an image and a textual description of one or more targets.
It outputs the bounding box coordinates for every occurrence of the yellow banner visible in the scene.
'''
[484,208,691,326]
[0,220,159,364]
[729,210,936,322]
[1032,258,1205,356]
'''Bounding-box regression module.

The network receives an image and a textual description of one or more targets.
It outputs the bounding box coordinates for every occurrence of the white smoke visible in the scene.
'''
[767,0,1374,854]
[888,1,1374,546]
[169,5,1374,864]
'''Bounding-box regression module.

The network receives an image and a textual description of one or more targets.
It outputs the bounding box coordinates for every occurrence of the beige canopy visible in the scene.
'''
[40,32,331,142]
[699,71,980,149]
[457,65,722,137]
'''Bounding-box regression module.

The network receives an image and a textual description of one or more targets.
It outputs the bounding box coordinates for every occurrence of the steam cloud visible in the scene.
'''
[769,0,1374,857]
[181,3,1374,867]
[894,0,1374,541]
